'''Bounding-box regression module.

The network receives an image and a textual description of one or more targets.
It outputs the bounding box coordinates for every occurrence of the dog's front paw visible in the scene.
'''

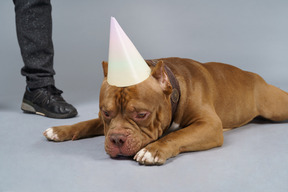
[134,145,170,165]
[43,125,77,142]
[44,127,60,141]
[134,148,165,165]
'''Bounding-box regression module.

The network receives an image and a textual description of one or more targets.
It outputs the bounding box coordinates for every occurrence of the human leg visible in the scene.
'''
[14,0,55,88]
[13,0,78,118]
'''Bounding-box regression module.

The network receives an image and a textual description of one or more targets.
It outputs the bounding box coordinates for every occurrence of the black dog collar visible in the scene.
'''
[146,59,181,122]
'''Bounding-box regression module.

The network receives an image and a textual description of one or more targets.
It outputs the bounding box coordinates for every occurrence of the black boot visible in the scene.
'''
[21,85,78,118]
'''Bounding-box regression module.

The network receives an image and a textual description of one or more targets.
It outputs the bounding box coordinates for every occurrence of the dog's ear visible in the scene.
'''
[102,61,108,77]
[151,60,172,94]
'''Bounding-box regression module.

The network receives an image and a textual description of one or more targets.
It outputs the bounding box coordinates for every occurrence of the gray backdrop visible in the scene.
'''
[0,1,288,192]
[1,0,287,108]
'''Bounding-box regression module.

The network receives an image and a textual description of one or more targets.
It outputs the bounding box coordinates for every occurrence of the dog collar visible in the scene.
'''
[146,59,181,122]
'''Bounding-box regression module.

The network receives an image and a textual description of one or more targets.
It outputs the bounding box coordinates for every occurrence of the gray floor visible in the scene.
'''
[1,1,288,192]
[1,102,288,192]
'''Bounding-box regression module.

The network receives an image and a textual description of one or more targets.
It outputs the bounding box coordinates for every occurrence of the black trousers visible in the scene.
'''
[13,0,55,89]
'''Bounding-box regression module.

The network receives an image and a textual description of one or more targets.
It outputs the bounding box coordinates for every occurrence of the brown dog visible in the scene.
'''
[44,57,288,165]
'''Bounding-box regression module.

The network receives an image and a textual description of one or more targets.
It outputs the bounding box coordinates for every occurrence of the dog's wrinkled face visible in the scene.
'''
[100,61,172,157]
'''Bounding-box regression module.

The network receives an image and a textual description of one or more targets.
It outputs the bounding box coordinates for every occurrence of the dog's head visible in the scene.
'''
[99,61,173,157]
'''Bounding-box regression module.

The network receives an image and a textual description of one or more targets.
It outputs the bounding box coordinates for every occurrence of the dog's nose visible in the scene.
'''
[109,134,127,147]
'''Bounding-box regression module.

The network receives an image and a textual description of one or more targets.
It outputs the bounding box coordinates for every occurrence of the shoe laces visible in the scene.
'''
[32,85,64,105]
[46,85,63,95]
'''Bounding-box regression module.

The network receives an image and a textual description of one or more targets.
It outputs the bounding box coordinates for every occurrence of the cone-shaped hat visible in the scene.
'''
[107,17,151,87]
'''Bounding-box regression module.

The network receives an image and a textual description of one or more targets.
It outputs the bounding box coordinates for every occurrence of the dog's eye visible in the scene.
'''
[135,112,149,119]
[102,110,110,118]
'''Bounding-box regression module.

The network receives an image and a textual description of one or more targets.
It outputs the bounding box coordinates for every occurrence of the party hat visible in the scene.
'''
[107,17,151,87]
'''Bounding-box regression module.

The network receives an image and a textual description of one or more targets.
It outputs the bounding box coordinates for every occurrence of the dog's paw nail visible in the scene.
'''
[44,127,59,141]
[134,148,146,162]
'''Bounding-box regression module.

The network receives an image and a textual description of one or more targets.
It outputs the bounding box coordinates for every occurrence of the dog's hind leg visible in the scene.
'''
[255,79,288,122]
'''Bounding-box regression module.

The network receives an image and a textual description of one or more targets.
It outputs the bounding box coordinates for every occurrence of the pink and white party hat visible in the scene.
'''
[107,17,151,87]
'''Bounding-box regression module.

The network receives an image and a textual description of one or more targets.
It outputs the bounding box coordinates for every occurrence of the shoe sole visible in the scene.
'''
[21,99,77,119]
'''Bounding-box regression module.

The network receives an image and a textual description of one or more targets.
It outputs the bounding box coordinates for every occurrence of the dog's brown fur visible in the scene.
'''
[44,57,288,165]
